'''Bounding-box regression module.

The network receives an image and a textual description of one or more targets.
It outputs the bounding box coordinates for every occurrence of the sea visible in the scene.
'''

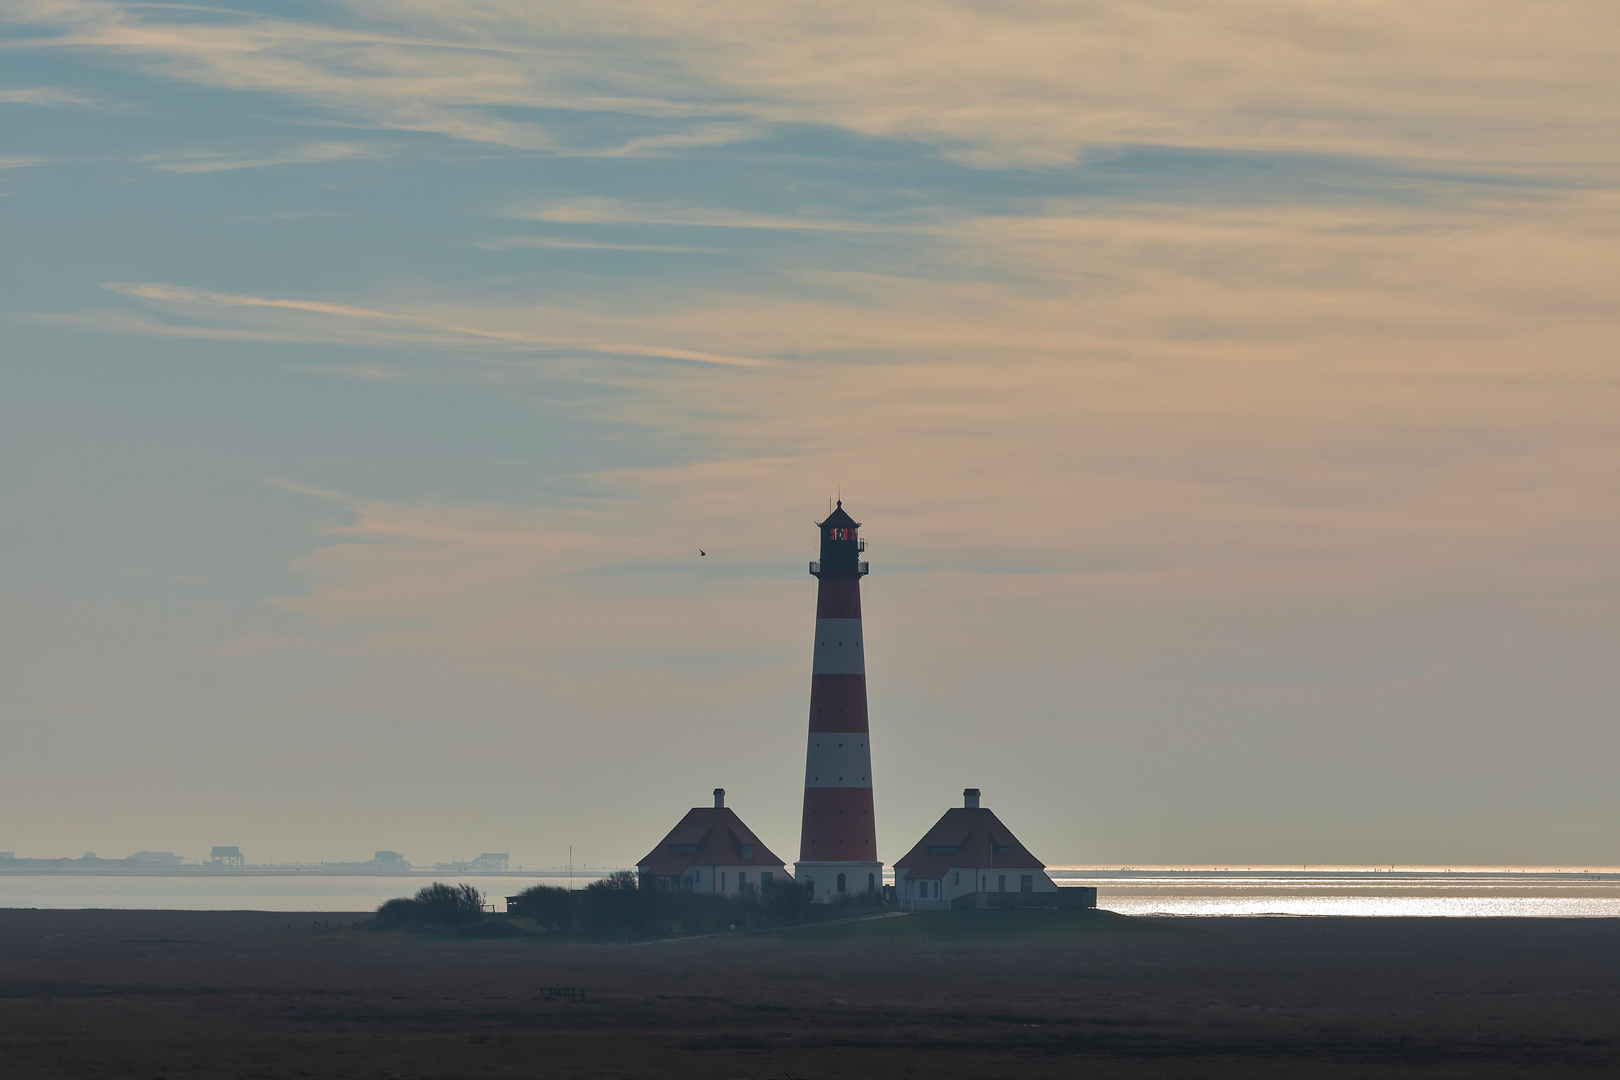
[1048,867,1620,917]
[4,867,1620,915]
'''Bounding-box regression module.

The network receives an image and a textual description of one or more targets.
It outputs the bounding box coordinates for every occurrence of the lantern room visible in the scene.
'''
[812,501,868,576]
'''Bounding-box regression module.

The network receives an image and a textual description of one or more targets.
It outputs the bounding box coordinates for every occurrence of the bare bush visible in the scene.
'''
[374,882,485,928]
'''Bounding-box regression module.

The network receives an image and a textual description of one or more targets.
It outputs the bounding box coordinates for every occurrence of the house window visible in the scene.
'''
[868,873,875,892]
[1021,875,1033,893]
[836,873,846,893]
[761,872,773,887]
[998,875,1006,892]
[738,872,746,888]
[954,873,960,886]
[721,873,726,890]
[741,845,754,859]
[981,876,987,890]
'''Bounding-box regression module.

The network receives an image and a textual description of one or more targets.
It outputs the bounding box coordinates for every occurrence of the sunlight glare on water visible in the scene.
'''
[1049,867,1620,917]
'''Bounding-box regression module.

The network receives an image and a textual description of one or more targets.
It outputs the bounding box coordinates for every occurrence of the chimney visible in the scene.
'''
[714,788,725,809]
[963,788,980,809]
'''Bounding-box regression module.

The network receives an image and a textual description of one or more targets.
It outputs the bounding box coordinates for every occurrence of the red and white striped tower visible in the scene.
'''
[794,501,882,900]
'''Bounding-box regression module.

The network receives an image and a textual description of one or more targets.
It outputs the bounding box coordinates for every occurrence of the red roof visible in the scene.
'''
[892,807,1046,880]
[636,807,786,876]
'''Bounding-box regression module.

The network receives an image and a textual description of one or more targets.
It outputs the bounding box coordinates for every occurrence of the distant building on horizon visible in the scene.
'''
[209,846,244,869]
[637,789,788,894]
[434,853,511,872]
[319,850,411,873]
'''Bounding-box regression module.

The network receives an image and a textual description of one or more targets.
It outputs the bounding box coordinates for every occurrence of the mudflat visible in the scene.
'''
[1,907,1617,1078]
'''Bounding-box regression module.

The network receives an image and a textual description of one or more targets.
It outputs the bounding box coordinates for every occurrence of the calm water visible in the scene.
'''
[4,867,1619,915]
[0,873,596,912]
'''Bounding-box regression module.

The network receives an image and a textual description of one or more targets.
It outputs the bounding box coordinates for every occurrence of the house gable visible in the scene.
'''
[893,807,1046,880]
[636,806,787,878]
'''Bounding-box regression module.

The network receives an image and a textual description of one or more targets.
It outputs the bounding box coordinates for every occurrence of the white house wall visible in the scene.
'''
[895,866,1058,909]
[713,865,787,895]
[682,864,789,895]
[640,864,788,894]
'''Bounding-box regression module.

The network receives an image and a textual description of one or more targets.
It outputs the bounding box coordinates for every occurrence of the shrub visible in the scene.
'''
[374,882,485,928]
[374,896,418,927]
[578,870,646,934]
[830,885,885,907]
[764,877,810,916]
[417,881,486,924]
[507,884,575,931]
[499,871,895,940]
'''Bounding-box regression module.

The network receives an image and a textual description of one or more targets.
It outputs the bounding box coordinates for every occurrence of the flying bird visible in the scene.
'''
[699,550,706,556]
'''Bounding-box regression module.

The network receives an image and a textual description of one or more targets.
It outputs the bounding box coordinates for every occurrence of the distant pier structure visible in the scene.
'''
[795,501,882,900]
[209,846,244,869]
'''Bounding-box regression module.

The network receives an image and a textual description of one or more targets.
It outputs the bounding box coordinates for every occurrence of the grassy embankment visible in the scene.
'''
[797,905,1156,942]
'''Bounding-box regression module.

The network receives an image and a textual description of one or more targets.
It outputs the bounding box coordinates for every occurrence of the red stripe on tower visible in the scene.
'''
[795,501,882,901]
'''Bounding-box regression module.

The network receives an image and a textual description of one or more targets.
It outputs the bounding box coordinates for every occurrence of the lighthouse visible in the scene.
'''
[795,501,882,899]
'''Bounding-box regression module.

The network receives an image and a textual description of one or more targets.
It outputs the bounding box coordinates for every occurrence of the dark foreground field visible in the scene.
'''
[2,908,1618,1078]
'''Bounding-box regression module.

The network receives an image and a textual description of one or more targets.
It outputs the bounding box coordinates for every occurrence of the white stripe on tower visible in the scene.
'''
[811,619,865,675]
[803,735,873,787]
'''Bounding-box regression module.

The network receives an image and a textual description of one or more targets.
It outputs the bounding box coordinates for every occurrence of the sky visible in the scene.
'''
[1,0,1617,870]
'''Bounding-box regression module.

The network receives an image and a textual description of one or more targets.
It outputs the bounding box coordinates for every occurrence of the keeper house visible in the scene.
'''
[893,788,1092,910]
[636,789,789,894]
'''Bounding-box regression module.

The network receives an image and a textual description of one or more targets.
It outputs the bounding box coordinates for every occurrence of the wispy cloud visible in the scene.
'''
[0,86,92,105]
[205,633,321,658]
[510,197,927,233]
[7,0,1616,169]
[582,122,768,158]
[106,282,428,323]
[472,236,720,253]
[60,193,1614,597]
[263,477,355,504]
[145,141,380,173]
[20,182,1615,395]
[54,281,780,367]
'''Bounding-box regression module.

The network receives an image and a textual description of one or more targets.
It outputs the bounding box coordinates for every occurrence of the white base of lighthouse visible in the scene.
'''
[795,860,883,902]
